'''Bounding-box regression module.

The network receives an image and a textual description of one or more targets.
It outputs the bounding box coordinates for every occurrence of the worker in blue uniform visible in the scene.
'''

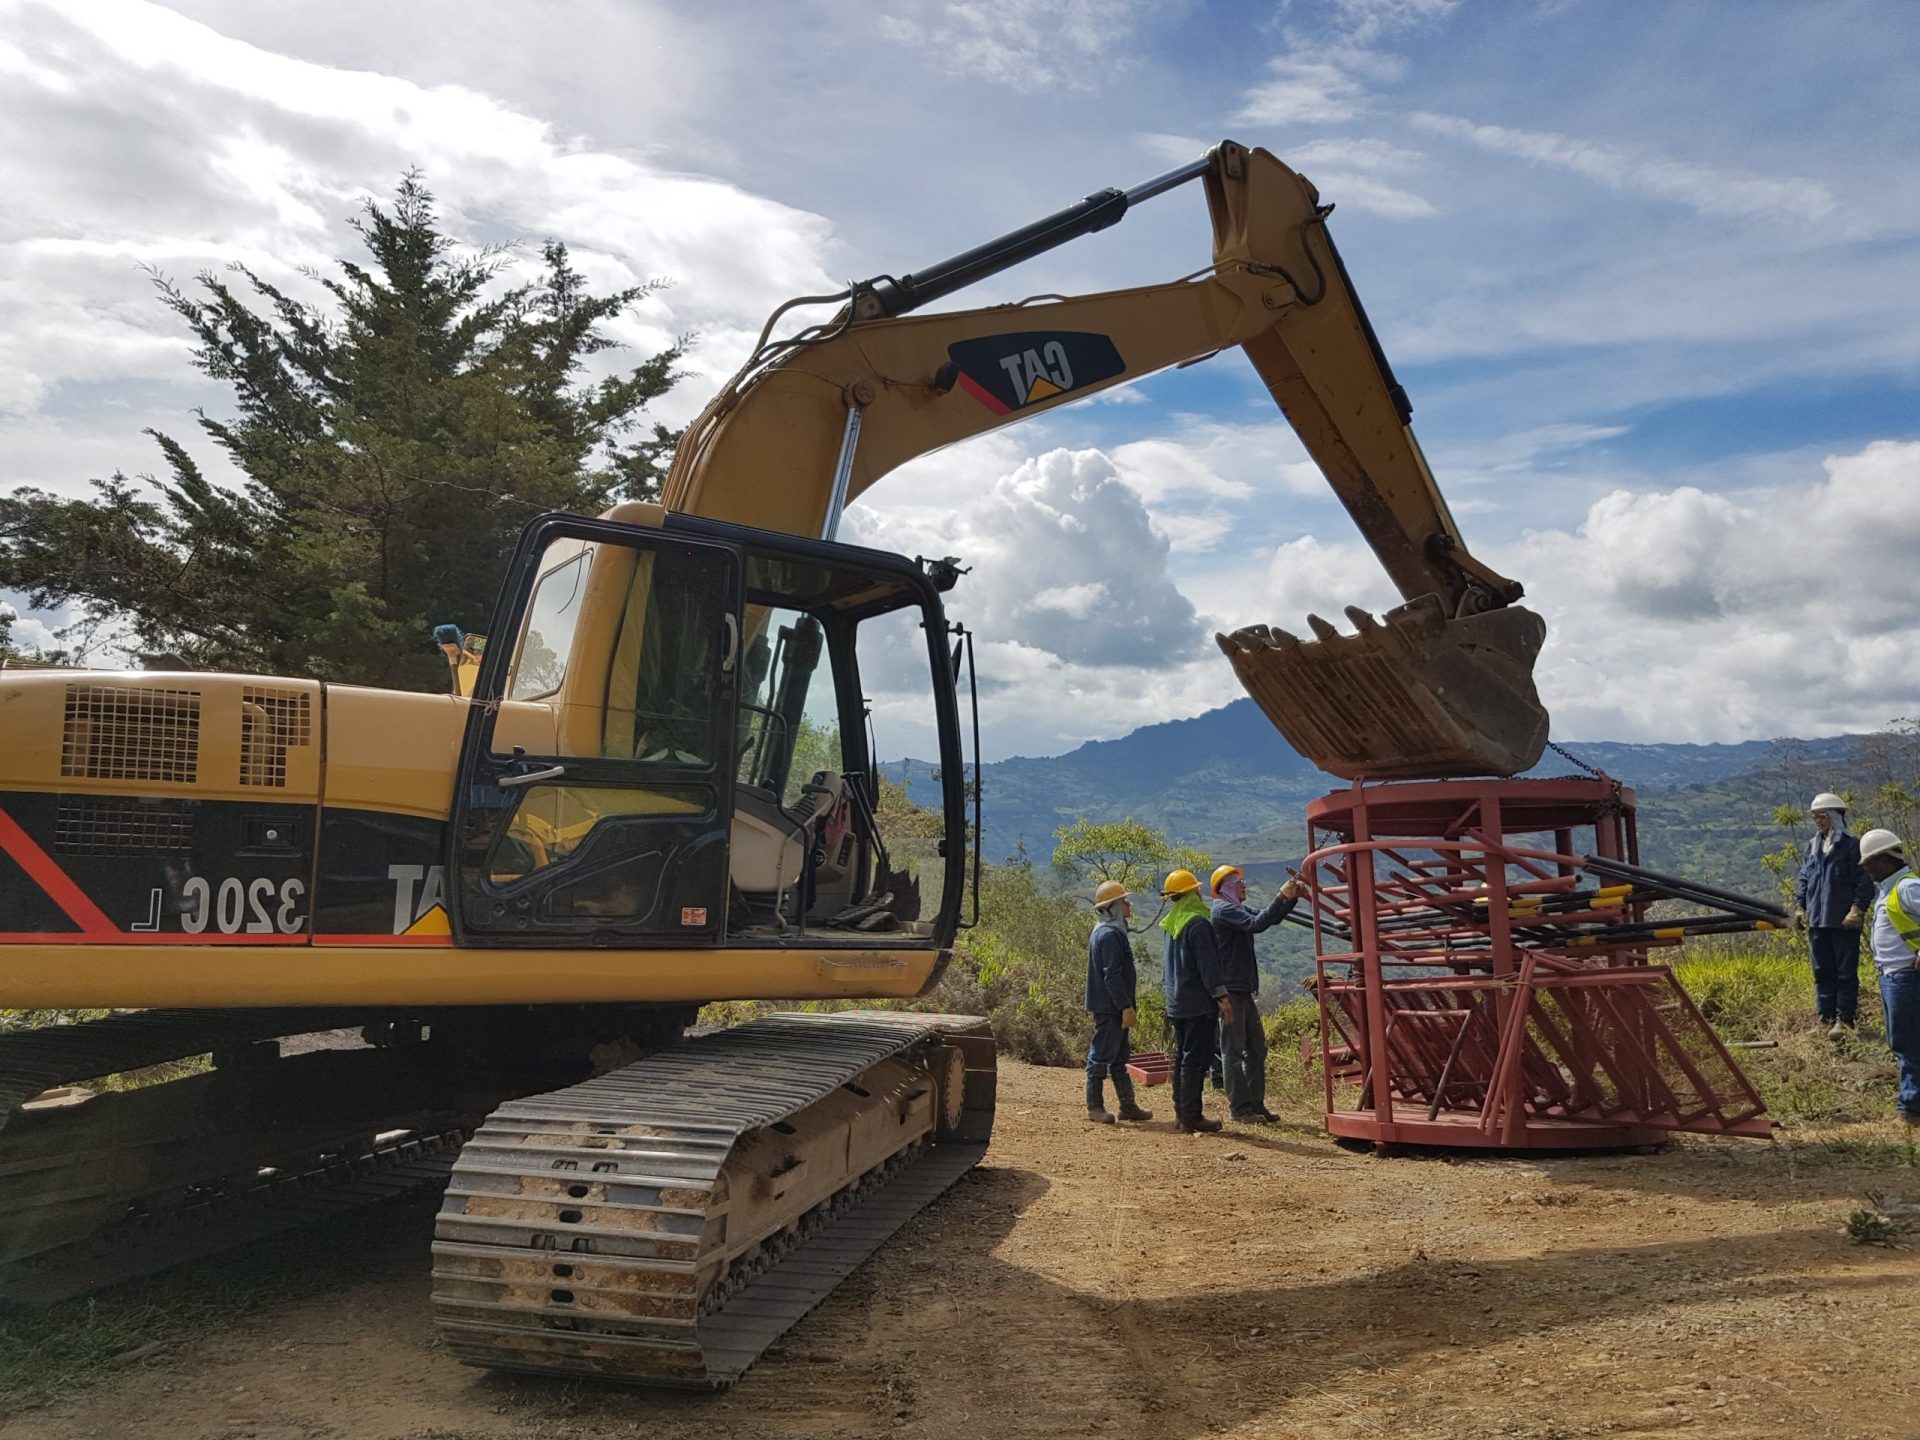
[1160,868,1231,1134]
[1084,881,1152,1125]
[1794,792,1874,1038]
[1209,863,1302,1122]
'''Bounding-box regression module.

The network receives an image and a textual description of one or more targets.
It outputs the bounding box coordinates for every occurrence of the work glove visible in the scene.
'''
[1121,1007,1137,1030]
[1280,875,1304,901]
[1217,995,1235,1023]
[1794,908,1807,930]
[1842,906,1864,931]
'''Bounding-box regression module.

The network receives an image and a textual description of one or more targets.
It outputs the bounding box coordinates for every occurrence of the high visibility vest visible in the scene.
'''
[1885,871,1920,952]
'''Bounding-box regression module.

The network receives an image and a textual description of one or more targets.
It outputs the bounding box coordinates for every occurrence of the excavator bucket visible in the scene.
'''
[1217,596,1549,780]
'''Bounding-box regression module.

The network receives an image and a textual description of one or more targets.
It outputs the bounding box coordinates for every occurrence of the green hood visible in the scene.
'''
[1158,891,1209,939]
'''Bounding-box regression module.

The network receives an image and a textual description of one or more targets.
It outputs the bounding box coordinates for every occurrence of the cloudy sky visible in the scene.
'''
[3,0,1917,760]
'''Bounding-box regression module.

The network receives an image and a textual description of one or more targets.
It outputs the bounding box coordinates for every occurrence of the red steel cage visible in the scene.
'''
[1299,777,1773,1150]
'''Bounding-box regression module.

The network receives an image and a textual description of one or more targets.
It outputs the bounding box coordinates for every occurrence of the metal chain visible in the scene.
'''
[1547,740,1625,807]
[1547,739,1604,777]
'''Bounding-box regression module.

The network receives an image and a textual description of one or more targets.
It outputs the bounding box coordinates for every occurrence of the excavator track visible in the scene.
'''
[0,1007,376,1128]
[0,1007,436,1277]
[0,1007,670,1293]
[431,1010,995,1389]
[0,1127,468,1306]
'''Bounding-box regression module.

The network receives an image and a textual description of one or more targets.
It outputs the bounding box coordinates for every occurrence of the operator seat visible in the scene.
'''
[729,771,848,920]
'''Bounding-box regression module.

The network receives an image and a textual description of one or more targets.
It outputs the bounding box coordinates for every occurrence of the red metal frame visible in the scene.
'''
[1300,778,1770,1150]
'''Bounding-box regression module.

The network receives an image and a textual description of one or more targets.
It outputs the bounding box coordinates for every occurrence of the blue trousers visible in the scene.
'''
[1879,966,1920,1119]
[1085,1011,1131,1086]
[1809,928,1861,1024]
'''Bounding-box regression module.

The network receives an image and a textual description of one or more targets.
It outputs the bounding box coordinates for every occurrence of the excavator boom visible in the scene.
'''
[666,141,1548,778]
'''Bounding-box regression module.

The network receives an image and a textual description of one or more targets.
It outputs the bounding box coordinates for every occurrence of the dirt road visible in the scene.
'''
[4,1060,1916,1440]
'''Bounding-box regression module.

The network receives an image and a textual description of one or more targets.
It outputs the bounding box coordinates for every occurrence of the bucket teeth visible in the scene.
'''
[1217,623,1302,656]
[1215,599,1550,780]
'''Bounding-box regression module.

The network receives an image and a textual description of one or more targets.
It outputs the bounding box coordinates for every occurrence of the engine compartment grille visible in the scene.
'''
[61,685,201,784]
[240,686,314,788]
[54,797,196,856]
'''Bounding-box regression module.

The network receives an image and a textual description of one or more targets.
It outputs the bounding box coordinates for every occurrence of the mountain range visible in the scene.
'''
[883,700,1868,898]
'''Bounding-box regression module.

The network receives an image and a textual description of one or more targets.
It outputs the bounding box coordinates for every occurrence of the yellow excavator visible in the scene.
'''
[0,141,1546,1387]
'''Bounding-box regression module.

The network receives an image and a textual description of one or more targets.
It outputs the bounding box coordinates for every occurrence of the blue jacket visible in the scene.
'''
[1795,831,1874,928]
[1210,893,1298,994]
[1085,921,1137,1015]
[1161,911,1228,1020]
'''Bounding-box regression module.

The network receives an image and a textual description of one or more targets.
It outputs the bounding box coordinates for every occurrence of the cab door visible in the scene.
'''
[449,516,741,946]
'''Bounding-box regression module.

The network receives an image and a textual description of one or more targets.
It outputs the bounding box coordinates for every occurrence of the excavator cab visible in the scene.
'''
[449,506,970,949]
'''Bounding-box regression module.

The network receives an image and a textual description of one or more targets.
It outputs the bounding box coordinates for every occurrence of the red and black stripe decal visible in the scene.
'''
[0,805,116,938]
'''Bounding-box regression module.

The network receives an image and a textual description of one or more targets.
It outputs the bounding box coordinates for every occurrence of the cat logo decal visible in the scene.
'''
[943,331,1126,414]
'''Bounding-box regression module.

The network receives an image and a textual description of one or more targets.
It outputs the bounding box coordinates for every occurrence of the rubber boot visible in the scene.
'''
[1112,1072,1153,1123]
[1175,1065,1222,1134]
[1086,1078,1115,1125]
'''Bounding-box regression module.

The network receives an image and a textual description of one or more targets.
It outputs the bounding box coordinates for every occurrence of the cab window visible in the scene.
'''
[508,550,590,701]
[737,607,845,803]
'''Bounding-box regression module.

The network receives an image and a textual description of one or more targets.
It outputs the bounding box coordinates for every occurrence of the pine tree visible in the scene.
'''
[0,174,683,689]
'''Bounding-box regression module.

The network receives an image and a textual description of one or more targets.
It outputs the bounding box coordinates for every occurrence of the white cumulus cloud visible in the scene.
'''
[844,444,1242,759]
[1206,439,1920,747]
[851,446,1205,669]
[1508,440,1920,740]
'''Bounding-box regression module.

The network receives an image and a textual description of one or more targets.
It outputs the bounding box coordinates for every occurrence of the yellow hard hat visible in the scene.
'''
[1161,868,1201,897]
[1210,864,1244,895]
[1093,880,1130,908]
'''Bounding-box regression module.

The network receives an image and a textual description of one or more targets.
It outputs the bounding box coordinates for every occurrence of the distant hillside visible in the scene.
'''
[882,699,1868,896]
[884,700,1325,859]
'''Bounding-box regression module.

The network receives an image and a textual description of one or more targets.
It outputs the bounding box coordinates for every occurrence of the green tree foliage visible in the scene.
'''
[1853,717,1920,848]
[787,718,843,801]
[1757,719,1920,903]
[1760,801,1810,905]
[0,174,684,689]
[1049,816,1212,899]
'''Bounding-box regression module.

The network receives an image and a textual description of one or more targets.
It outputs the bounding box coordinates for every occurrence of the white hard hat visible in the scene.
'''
[1859,828,1906,864]
[1809,792,1846,814]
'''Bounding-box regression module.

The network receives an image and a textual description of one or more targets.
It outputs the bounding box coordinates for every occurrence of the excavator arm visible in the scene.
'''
[663,141,1548,779]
